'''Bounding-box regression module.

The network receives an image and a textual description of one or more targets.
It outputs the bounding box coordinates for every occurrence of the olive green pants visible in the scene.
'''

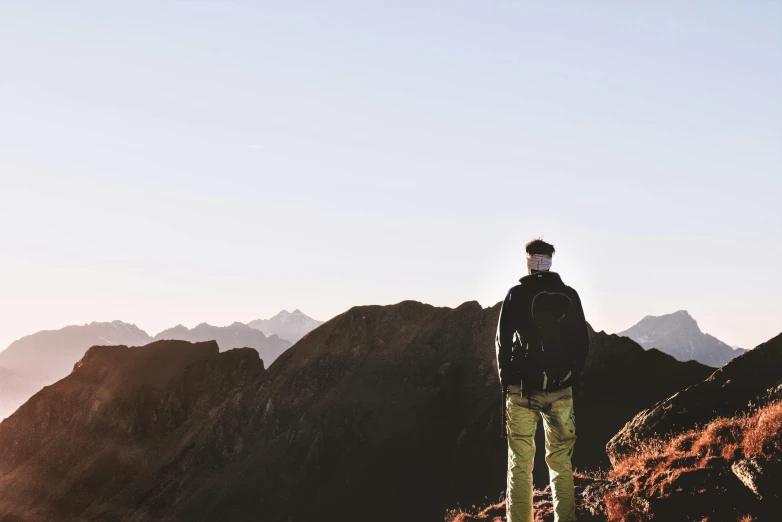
[505,385,577,522]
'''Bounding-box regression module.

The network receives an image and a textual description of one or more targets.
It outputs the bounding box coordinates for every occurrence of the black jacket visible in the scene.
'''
[495,271,589,393]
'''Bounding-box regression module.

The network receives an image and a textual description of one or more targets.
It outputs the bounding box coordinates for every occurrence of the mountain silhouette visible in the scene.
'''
[619,310,747,367]
[0,301,712,521]
[246,309,323,343]
[153,321,291,364]
[0,319,293,421]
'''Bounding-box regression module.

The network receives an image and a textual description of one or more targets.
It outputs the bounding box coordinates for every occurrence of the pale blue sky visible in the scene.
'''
[1,1,780,351]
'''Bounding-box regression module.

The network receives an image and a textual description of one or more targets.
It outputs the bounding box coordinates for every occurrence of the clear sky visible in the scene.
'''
[1,1,780,351]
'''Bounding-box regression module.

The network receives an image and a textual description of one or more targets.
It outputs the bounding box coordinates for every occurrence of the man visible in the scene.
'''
[495,238,590,522]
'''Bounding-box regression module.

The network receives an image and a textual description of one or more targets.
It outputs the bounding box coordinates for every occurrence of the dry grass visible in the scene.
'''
[444,494,506,522]
[444,500,504,522]
[445,473,606,522]
[604,400,782,521]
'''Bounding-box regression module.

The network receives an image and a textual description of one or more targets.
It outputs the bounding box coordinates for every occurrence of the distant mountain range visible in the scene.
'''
[153,322,291,364]
[0,311,321,419]
[619,310,748,367]
[247,309,323,343]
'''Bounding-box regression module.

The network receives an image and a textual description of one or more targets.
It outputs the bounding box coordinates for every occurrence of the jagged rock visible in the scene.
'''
[732,458,765,497]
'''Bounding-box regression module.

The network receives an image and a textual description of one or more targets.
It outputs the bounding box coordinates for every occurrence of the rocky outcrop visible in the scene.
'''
[607,332,782,463]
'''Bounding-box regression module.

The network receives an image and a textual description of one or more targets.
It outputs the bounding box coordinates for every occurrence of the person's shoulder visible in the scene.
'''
[563,282,582,302]
[503,282,526,301]
[506,283,523,294]
[552,273,580,297]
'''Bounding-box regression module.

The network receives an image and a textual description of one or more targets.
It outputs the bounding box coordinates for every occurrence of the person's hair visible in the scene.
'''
[525,238,555,256]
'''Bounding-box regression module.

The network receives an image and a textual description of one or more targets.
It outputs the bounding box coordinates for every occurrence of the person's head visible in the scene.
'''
[525,238,555,274]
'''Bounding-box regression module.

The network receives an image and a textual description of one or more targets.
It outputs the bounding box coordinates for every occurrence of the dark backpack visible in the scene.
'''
[520,290,582,391]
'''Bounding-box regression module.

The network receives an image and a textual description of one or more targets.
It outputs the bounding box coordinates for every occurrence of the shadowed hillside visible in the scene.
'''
[0,340,264,521]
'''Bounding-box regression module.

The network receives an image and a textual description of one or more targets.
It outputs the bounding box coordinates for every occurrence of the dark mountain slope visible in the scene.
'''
[0,301,713,522]
[608,331,782,463]
[142,301,501,522]
[577,327,714,470]
[0,340,263,521]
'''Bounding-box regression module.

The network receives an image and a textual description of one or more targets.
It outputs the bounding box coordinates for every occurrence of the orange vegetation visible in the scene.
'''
[605,400,782,521]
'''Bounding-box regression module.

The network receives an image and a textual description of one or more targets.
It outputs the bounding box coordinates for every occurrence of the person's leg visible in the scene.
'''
[505,385,541,522]
[540,386,577,522]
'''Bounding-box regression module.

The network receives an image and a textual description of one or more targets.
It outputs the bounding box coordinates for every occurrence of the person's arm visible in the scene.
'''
[495,289,518,388]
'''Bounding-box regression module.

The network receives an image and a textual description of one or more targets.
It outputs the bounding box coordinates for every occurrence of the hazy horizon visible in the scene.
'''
[2,1,780,351]
[0,301,769,353]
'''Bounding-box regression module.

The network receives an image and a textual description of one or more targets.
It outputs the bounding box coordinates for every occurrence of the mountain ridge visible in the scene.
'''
[153,321,291,366]
[619,310,748,367]
[0,299,714,521]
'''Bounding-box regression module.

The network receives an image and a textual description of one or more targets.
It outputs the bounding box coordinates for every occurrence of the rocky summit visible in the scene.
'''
[246,309,323,344]
[619,310,747,367]
[0,301,714,521]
